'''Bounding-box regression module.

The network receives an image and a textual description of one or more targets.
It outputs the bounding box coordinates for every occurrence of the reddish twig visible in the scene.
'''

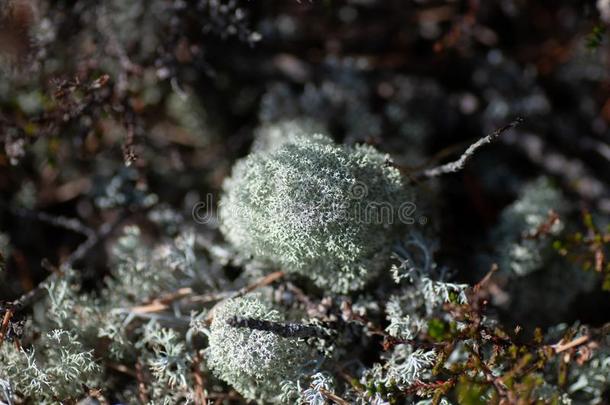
[523,210,560,240]
[135,360,150,404]
[192,351,208,405]
[205,271,285,324]
[0,308,14,349]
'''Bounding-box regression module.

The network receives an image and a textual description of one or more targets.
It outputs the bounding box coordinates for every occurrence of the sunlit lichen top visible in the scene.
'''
[219,133,409,292]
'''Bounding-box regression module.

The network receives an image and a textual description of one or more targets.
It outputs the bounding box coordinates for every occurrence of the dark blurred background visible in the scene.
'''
[1,0,609,329]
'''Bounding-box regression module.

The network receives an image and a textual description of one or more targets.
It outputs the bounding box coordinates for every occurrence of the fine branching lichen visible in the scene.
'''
[219,133,410,292]
[204,294,317,403]
[0,329,100,404]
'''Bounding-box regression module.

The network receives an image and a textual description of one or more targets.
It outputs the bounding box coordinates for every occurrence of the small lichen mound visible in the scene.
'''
[494,176,566,276]
[219,133,409,292]
[206,294,314,403]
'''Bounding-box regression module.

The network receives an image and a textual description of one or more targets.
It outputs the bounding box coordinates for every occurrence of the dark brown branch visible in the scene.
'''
[10,207,95,238]
[227,316,331,339]
[11,212,126,310]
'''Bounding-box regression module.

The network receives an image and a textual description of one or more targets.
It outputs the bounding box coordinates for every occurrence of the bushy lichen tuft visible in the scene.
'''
[219,133,409,292]
[493,176,566,276]
[206,294,315,403]
[0,329,100,403]
[490,177,597,325]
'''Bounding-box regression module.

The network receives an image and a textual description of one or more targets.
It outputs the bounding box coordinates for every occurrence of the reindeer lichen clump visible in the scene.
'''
[219,133,409,293]
[206,294,315,403]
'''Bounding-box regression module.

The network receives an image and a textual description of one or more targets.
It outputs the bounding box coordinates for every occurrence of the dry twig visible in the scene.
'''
[192,351,208,405]
[419,117,523,179]
[11,212,126,310]
[0,307,14,349]
[204,271,285,324]
[318,387,350,405]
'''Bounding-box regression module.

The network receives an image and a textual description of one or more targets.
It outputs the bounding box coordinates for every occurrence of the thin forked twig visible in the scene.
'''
[204,271,285,324]
[234,271,285,298]
[128,271,286,316]
[10,207,95,238]
[419,117,523,179]
[11,212,126,310]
